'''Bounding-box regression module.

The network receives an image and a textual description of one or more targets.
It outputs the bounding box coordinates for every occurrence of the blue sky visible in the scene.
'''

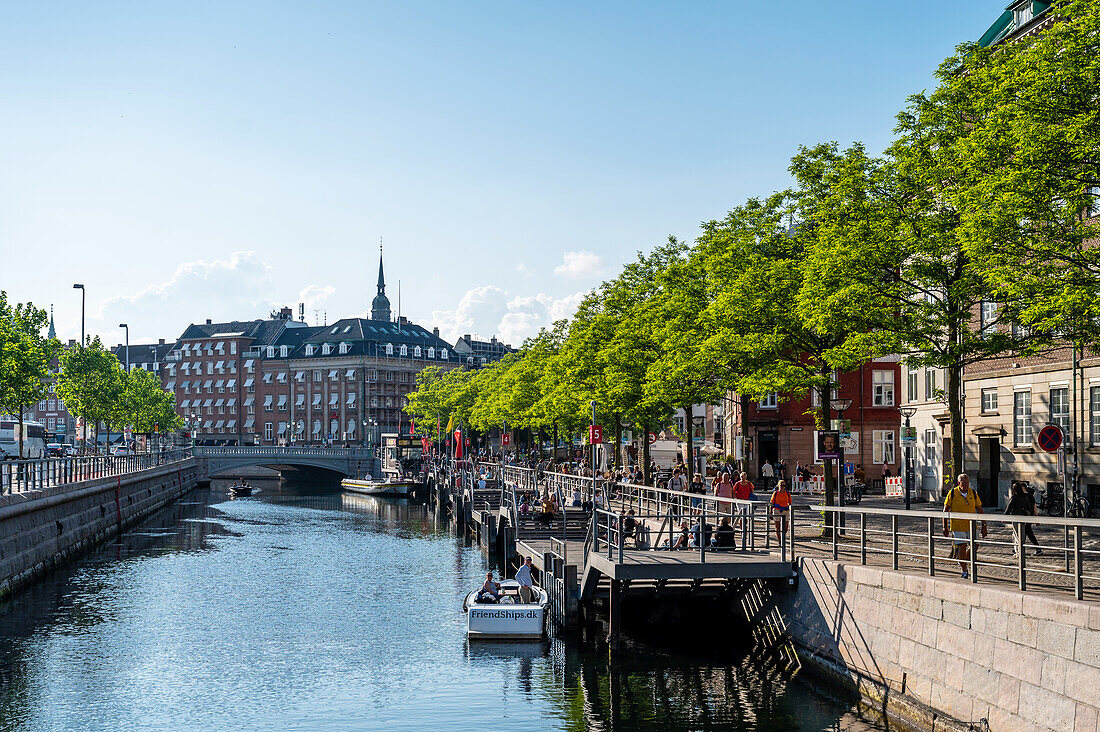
[1,1,1003,347]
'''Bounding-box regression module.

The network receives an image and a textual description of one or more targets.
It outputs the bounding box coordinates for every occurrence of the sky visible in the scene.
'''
[1,1,1004,348]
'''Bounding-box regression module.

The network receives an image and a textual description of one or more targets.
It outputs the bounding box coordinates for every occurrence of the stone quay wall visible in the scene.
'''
[783,556,1100,732]
[0,458,198,601]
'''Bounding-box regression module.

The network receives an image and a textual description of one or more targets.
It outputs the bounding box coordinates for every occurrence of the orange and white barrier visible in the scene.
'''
[791,476,825,495]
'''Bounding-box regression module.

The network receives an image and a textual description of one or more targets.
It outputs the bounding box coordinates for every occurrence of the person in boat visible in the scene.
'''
[515,556,535,604]
[478,571,501,602]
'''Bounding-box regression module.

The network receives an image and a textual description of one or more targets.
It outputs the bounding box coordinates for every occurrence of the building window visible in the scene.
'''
[264,395,274,412]
[1014,390,1032,446]
[1087,186,1100,218]
[1050,387,1070,436]
[980,301,998,339]
[872,370,894,406]
[873,430,895,465]
[369,369,378,381]
[264,422,273,441]
[339,342,349,354]
[758,392,778,409]
[400,372,408,383]
[924,368,937,399]
[414,346,421,358]
[386,371,394,382]
[924,429,937,465]
[230,342,237,355]
[385,343,393,356]
[400,345,408,357]
[981,388,998,414]
[1014,3,1034,26]
[441,348,448,360]
[1090,387,1100,445]
[313,370,321,382]
[907,369,918,402]
[428,347,435,359]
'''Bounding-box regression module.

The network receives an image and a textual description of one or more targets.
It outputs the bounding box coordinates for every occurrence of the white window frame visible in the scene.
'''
[872,430,895,465]
[758,392,778,410]
[872,370,894,407]
[1014,390,1033,446]
[981,388,998,414]
[1050,386,1070,437]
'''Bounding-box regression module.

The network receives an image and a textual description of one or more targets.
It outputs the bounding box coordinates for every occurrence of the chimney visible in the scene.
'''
[433,327,440,338]
[280,306,292,320]
[205,318,212,325]
[158,338,165,345]
[68,339,75,346]
[491,336,497,345]
[463,334,471,341]
[299,303,305,322]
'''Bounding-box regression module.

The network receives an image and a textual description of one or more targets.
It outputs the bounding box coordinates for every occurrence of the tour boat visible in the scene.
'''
[341,477,415,497]
[463,579,549,640]
[228,483,254,497]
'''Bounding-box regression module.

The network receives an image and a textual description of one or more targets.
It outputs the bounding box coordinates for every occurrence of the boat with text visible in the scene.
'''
[463,580,549,640]
[341,478,414,497]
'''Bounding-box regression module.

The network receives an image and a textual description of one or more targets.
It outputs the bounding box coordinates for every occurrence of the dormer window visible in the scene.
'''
[267,346,275,358]
[467,357,474,366]
[1014,2,1034,27]
[305,344,314,356]
[385,343,393,356]
[414,346,422,357]
[427,347,435,359]
[338,342,349,354]
[400,345,408,357]
[321,343,332,355]
[280,345,288,357]
[441,348,448,360]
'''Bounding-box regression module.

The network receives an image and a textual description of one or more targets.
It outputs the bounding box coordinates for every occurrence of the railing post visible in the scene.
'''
[1074,525,1083,601]
[1017,519,1026,592]
[891,515,899,571]
[927,516,935,577]
[699,508,706,564]
[969,518,978,583]
[860,512,867,565]
[832,509,839,560]
[789,504,795,562]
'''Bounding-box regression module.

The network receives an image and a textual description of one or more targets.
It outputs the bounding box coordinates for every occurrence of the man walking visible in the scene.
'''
[942,474,987,579]
[515,556,535,603]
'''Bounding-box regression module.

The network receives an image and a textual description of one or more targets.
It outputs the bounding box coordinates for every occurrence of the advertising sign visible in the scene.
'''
[817,430,842,460]
[467,605,545,638]
[588,425,604,444]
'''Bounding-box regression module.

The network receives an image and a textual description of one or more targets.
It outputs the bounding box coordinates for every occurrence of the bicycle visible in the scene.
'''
[1066,493,1091,518]
[1035,485,1064,517]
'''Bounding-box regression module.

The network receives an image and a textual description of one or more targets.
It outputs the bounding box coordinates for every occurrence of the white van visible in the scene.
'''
[0,420,47,459]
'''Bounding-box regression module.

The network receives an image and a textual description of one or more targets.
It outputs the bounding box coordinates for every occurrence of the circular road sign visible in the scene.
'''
[1037,424,1063,453]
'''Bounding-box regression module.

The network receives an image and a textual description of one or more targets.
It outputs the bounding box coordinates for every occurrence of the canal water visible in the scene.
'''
[0,479,885,731]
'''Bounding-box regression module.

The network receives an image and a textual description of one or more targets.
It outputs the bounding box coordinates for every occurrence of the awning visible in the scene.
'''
[225,379,236,389]
[243,378,254,388]
[180,400,190,408]
[263,395,273,407]
[262,373,273,383]
[226,419,237,429]
[214,420,224,429]
[329,394,338,406]
[277,422,287,435]
[226,398,236,407]
[181,381,190,389]
[244,418,255,429]
[346,369,355,378]
[166,381,176,389]
[328,370,337,379]
[277,372,287,382]
[295,371,304,381]
[347,420,356,436]
[312,420,322,435]
[203,420,213,429]
[215,361,224,370]
[295,395,305,406]
[214,399,224,407]
[204,380,213,389]
[194,362,202,371]
[277,395,287,407]
[203,399,213,407]
[243,359,254,369]
[312,395,322,407]
[347,394,356,405]
[215,380,224,388]
[243,397,254,407]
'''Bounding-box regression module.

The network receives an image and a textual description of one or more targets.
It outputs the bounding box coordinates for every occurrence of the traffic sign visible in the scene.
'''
[648,432,657,445]
[1037,424,1063,453]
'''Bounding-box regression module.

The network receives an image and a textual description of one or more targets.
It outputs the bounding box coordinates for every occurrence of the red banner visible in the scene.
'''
[588,424,604,444]
[454,429,463,459]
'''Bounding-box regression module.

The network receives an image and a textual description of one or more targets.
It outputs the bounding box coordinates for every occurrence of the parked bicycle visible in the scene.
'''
[1035,484,1064,516]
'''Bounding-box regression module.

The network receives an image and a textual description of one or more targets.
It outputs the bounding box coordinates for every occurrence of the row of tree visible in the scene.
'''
[423,1,1099,500]
[0,293,182,457]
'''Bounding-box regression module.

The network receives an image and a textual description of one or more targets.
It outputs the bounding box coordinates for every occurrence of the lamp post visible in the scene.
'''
[833,398,853,530]
[692,414,706,476]
[119,323,129,372]
[73,284,85,345]
[900,407,917,511]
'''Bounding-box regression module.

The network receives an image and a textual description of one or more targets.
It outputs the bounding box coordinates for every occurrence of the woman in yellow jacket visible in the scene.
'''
[770,480,793,544]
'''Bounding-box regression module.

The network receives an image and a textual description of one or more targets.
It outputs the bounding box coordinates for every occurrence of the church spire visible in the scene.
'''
[371,240,392,322]
[48,305,56,340]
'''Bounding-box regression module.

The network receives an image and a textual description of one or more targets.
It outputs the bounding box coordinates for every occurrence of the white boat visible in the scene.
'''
[341,478,414,497]
[463,579,549,640]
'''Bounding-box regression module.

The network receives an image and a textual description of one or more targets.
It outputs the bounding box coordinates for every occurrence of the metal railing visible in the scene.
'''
[193,445,373,457]
[1,448,193,495]
[813,504,1100,600]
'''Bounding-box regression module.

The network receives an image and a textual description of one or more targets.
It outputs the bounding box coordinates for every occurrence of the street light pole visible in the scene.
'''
[119,323,129,372]
[73,284,85,345]
[832,398,854,531]
[590,401,597,501]
[900,407,917,511]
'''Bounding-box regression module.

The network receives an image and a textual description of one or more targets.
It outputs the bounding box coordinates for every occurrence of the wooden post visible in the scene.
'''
[608,578,622,652]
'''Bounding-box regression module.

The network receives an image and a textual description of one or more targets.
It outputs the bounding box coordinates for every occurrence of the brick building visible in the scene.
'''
[723,358,902,484]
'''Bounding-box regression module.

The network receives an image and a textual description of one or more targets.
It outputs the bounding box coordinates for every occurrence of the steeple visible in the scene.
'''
[371,242,392,322]
[48,305,56,340]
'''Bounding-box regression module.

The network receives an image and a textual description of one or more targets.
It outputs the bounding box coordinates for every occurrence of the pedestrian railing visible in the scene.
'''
[192,446,373,457]
[812,504,1100,600]
[0,448,193,496]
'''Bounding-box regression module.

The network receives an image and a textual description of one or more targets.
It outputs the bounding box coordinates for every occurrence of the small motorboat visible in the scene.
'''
[341,478,416,497]
[228,483,254,497]
[463,579,549,640]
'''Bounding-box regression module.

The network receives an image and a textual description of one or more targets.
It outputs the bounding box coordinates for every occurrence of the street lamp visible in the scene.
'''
[832,398,854,529]
[900,407,917,510]
[119,323,129,372]
[72,284,85,345]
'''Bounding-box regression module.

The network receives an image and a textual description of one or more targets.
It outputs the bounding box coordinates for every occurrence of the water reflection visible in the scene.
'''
[0,478,883,731]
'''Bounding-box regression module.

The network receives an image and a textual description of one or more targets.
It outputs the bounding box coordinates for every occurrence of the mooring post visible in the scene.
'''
[607,578,622,652]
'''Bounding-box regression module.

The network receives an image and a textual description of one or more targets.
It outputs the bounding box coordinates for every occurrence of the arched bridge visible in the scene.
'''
[193,446,376,480]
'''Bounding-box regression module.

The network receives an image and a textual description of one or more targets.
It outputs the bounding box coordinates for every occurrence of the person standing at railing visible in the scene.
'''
[689,473,706,511]
[1005,481,1042,556]
[942,473,987,579]
[515,556,535,604]
[770,480,792,544]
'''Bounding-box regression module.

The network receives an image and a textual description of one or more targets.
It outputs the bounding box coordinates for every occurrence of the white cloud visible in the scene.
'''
[92,251,280,343]
[297,284,336,310]
[553,250,605,280]
[430,286,588,346]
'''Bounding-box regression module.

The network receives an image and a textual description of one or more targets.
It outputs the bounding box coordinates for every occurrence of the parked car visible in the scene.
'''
[110,446,133,456]
[45,443,65,457]
[63,444,78,456]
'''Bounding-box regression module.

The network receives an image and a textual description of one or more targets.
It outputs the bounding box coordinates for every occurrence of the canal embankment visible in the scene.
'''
[0,457,198,601]
[782,556,1100,732]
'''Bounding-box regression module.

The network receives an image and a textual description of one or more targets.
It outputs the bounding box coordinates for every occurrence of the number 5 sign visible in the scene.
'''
[588,425,604,444]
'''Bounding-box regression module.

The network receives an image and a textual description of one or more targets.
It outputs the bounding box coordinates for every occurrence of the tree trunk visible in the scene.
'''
[642,418,651,485]
[552,423,558,465]
[948,361,963,490]
[820,371,835,536]
[17,410,24,459]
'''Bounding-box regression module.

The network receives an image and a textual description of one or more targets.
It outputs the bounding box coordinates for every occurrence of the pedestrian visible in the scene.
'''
[770,479,792,544]
[733,472,755,501]
[761,461,774,479]
[1004,481,1041,555]
[942,474,987,578]
[515,556,535,603]
[883,465,892,479]
[777,459,787,480]
[689,472,705,510]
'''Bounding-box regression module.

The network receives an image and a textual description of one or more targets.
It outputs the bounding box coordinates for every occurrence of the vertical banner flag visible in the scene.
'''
[454,429,463,459]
